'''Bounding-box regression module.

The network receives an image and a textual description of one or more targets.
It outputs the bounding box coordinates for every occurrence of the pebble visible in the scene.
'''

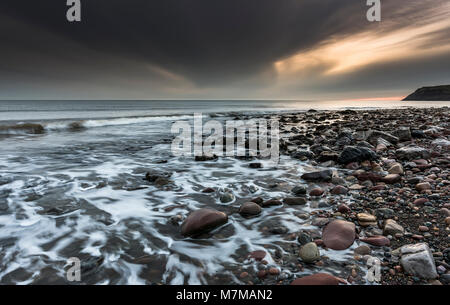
[309,187,324,197]
[268,267,280,275]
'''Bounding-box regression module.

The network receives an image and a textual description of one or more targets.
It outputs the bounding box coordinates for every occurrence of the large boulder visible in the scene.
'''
[396,146,431,160]
[301,170,333,182]
[400,243,438,279]
[291,273,340,285]
[337,146,378,164]
[322,220,356,250]
[181,208,228,236]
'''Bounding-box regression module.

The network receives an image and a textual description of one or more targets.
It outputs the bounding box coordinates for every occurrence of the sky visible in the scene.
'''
[0,0,449,100]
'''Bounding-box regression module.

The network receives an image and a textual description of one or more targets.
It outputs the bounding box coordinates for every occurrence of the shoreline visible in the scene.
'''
[224,106,449,285]
[0,106,448,285]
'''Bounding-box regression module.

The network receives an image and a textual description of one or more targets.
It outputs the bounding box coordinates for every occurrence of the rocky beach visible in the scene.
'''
[0,104,449,285]
[176,106,450,285]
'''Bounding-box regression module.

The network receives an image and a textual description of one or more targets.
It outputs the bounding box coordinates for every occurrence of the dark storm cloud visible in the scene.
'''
[0,0,449,99]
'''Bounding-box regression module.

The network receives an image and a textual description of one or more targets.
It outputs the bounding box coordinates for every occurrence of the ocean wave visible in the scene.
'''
[0,114,195,134]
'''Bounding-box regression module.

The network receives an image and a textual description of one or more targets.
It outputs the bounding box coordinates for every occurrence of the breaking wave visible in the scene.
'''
[0,114,195,135]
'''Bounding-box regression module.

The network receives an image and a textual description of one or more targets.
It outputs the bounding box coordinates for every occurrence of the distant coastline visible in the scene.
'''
[403,85,450,101]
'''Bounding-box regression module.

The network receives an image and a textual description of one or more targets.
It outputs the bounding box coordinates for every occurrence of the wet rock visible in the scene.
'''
[440,208,450,217]
[416,182,432,192]
[349,184,365,190]
[249,162,262,169]
[312,217,330,227]
[400,243,438,279]
[411,130,426,138]
[382,174,402,184]
[377,137,393,148]
[360,236,390,247]
[80,256,104,275]
[331,176,347,186]
[388,163,404,175]
[299,242,321,263]
[169,214,184,226]
[262,199,283,207]
[356,141,375,149]
[375,208,395,219]
[291,185,307,195]
[367,130,399,145]
[376,143,387,152]
[338,204,351,214]
[154,177,171,186]
[145,170,172,183]
[355,172,382,183]
[418,226,429,232]
[413,198,429,206]
[270,226,288,234]
[257,270,267,279]
[354,245,372,255]
[431,138,450,147]
[298,232,312,245]
[181,208,228,236]
[220,192,235,203]
[383,219,405,235]
[283,197,307,206]
[407,176,423,185]
[268,267,280,275]
[331,185,348,195]
[251,197,264,205]
[239,202,262,216]
[309,187,324,197]
[345,162,360,170]
[291,150,315,160]
[195,155,218,162]
[337,146,378,164]
[322,220,356,250]
[357,213,377,227]
[396,146,431,160]
[248,250,267,261]
[291,273,340,285]
[301,170,333,182]
[393,127,412,142]
[317,151,339,162]
[202,187,215,193]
